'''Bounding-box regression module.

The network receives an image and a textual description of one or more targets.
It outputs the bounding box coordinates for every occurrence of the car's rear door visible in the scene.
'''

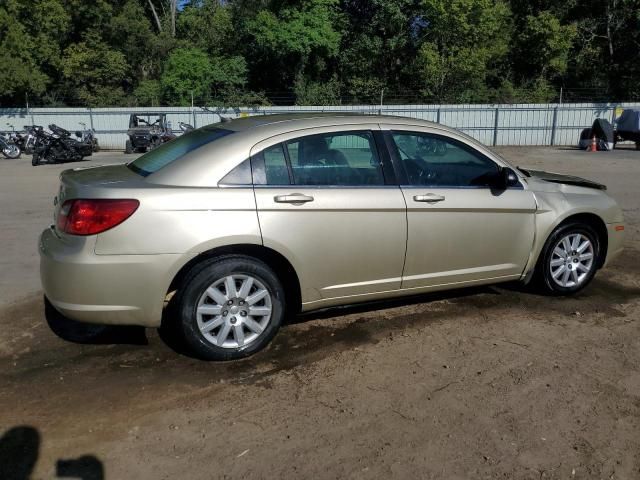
[251,125,407,307]
[381,125,537,290]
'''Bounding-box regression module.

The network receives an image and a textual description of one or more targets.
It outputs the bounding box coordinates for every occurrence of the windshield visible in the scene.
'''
[127,127,233,176]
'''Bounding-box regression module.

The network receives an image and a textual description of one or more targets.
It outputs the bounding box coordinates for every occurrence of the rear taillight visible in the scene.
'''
[57,199,139,235]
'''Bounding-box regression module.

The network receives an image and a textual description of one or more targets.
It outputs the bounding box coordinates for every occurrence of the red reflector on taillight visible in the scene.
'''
[57,199,139,235]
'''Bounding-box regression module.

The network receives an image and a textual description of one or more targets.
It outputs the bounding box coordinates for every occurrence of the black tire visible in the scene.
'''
[44,296,111,343]
[533,222,601,295]
[172,255,285,360]
[150,137,161,150]
[125,139,133,154]
[31,153,40,166]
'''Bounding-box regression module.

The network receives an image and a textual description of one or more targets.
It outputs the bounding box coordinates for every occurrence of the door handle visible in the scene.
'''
[274,194,314,204]
[413,193,445,203]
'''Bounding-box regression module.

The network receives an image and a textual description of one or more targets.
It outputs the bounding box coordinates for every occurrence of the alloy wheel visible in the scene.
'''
[549,233,594,288]
[196,274,272,349]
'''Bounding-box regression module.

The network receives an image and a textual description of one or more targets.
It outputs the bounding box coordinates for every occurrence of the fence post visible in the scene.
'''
[88,107,95,132]
[26,104,35,126]
[493,107,499,146]
[436,107,441,124]
[550,106,559,146]
[192,107,197,128]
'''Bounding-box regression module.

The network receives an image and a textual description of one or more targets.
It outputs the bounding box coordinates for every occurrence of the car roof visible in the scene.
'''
[221,113,451,135]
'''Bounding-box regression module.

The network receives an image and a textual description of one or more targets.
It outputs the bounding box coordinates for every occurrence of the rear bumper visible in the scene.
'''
[39,226,188,327]
[603,222,625,267]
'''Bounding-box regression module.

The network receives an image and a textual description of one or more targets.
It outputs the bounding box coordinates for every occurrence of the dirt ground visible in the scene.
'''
[1,146,639,479]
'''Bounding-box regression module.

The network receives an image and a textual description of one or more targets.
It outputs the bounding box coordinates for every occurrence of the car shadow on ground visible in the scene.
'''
[2,265,639,393]
[42,267,640,367]
[0,426,104,480]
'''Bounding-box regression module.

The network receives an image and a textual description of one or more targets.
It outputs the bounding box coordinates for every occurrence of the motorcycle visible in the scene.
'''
[77,122,100,152]
[32,124,93,166]
[0,131,20,159]
[11,125,39,155]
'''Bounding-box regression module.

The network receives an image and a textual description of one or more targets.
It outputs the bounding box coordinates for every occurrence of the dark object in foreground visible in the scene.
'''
[579,118,615,151]
[125,113,176,154]
[592,118,615,150]
[616,109,640,149]
[519,168,607,190]
[44,296,147,345]
[31,125,93,166]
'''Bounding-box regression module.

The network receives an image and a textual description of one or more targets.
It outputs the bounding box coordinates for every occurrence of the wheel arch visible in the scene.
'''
[558,213,608,268]
[165,244,302,315]
[540,212,609,270]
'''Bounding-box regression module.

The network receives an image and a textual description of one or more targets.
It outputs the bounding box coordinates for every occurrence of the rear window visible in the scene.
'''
[127,127,233,176]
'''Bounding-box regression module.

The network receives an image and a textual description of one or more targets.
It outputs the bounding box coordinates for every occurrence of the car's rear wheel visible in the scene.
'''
[535,222,600,295]
[174,256,284,360]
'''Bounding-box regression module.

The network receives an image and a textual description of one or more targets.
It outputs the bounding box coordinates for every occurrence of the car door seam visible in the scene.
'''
[399,186,410,289]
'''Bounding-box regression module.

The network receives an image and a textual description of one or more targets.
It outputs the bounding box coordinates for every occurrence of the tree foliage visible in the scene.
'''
[0,0,638,107]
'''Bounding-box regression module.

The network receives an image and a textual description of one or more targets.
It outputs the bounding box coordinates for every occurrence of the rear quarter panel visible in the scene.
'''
[94,187,262,255]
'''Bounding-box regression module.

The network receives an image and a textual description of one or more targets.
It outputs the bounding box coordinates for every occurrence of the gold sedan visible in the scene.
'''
[39,114,625,360]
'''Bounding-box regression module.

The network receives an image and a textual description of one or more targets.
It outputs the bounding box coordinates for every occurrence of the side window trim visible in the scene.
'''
[250,150,266,185]
[254,129,389,188]
[250,143,292,186]
[250,127,406,189]
[281,141,295,185]
[382,130,407,185]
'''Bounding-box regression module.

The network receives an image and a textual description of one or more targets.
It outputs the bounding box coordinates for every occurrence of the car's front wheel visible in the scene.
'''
[535,222,601,295]
[174,256,285,360]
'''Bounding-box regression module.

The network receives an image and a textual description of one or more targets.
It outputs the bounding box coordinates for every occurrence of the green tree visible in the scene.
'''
[294,75,341,105]
[161,47,213,105]
[0,1,49,105]
[177,0,235,55]
[513,11,576,87]
[338,0,421,102]
[415,0,512,102]
[243,0,342,94]
[108,0,161,80]
[133,79,162,105]
[61,33,129,106]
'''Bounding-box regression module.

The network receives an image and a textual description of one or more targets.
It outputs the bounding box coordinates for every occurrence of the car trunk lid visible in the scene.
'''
[53,164,145,233]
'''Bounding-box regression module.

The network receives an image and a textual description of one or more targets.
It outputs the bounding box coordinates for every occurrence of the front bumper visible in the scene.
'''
[603,222,625,267]
[39,226,188,327]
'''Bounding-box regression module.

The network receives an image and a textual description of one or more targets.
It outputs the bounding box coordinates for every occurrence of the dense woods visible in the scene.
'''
[0,0,638,107]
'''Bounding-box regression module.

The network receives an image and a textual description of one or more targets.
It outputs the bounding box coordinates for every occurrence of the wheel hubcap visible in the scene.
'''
[196,274,272,349]
[550,233,594,288]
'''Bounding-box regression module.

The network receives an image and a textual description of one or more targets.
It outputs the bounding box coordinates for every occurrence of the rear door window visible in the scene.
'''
[284,131,384,186]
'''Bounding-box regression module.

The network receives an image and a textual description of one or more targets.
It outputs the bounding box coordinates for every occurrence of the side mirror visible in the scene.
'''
[498,167,520,189]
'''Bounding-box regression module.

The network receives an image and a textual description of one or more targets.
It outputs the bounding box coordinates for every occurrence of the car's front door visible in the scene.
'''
[382,127,537,290]
[251,126,407,306]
